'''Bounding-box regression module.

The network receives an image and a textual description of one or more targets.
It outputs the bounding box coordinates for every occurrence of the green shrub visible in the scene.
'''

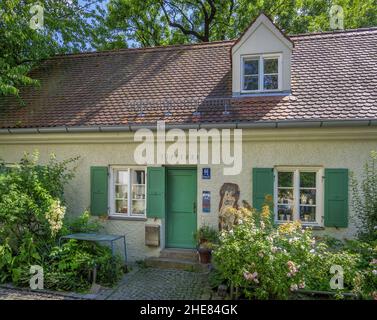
[194,225,219,245]
[208,267,227,290]
[0,152,78,254]
[60,210,101,235]
[350,150,377,241]
[45,240,123,291]
[0,152,124,292]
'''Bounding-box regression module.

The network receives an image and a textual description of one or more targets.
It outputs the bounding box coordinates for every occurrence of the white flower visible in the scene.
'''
[290,284,298,291]
[45,199,66,236]
[310,249,315,254]
[244,271,259,282]
[372,270,377,275]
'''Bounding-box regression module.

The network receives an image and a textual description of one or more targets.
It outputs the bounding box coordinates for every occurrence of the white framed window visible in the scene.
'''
[241,53,282,92]
[109,166,146,217]
[274,167,323,226]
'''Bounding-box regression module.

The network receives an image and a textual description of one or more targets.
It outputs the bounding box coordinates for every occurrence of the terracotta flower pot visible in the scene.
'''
[198,248,212,264]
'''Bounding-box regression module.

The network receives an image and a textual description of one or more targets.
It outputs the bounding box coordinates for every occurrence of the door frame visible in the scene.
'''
[165,166,198,249]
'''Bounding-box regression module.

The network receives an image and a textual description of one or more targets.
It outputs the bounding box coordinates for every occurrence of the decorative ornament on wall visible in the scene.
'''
[218,183,240,230]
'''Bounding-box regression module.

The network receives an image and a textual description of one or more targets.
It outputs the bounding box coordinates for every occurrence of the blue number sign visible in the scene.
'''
[202,168,211,179]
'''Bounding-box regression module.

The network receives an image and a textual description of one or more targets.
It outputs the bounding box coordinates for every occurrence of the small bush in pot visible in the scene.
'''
[194,225,218,264]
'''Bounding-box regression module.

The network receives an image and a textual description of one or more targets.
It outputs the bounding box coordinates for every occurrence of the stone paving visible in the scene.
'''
[105,267,211,300]
[0,287,79,300]
[0,267,211,300]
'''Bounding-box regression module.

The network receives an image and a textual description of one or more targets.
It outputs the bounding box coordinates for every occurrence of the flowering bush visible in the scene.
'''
[219,205,253,231]
[350,150,377,241]
[0,152,78,249]
[213,205,377,299]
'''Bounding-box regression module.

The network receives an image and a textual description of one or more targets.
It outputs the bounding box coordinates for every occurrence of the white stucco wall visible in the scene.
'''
[0,126,376,260]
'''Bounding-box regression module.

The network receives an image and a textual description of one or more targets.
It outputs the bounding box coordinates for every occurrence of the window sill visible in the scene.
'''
[238,91,290,97]
[108,215,147,222]
[275,221,324,230]
[303,225,325,231]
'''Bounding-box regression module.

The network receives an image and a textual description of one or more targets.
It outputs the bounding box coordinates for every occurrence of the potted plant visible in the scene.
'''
[194,225,218,264]
[197,241,213,264]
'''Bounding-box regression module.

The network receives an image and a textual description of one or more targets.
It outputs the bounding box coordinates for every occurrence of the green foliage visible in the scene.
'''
[104,0,377,48]
[194,225,219,245]
[213,208,377,299]
[0,152,78,255]
[61,210,101,235]
[350,151,377,241]
[45,240,123,292]
[0,0,107,97]
[208,267,227,290]
[0,151,124,291]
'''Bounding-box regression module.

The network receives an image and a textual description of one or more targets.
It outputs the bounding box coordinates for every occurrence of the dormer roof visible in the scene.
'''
[232,13,294,54]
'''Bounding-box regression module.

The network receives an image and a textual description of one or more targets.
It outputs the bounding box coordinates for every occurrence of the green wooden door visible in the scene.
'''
[166,168,197,248]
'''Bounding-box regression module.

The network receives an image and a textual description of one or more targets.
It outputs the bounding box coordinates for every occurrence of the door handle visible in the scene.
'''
[193,202,197,214]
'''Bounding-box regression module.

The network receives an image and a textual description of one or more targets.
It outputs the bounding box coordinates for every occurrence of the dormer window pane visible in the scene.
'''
[244,59,259,75]
[244,76,259,90]
[264,58,278,74]
[264,75,278,90]
[263,58,279,90]
[243,59,259,90]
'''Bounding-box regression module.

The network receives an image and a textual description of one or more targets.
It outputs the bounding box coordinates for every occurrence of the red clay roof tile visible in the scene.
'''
[0,28,377,129]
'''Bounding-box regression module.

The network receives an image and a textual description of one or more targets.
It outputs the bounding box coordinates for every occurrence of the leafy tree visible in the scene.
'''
[104,0,377,47]
[0,0,107,98]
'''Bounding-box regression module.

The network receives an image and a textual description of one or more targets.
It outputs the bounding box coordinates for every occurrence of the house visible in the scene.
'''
[0,14,376,261]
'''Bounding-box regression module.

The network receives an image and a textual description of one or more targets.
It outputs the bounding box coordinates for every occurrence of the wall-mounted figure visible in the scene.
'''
[218,183,240,230]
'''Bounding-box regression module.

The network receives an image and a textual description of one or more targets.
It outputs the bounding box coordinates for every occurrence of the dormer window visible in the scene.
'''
[241,53,282,93]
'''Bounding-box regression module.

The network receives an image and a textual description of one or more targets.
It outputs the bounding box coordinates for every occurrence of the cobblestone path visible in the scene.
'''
[106,268,210,300]
[0,267,211,300]
[0,287,79,300]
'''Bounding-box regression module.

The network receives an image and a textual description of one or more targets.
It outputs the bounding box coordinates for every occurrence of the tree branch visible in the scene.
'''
[159,1,207,42]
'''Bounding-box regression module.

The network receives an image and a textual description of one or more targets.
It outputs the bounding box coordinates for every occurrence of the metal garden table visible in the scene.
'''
[59,233,127,262]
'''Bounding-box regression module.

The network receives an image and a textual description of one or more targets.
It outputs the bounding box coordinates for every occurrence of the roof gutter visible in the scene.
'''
[0,119,376,134]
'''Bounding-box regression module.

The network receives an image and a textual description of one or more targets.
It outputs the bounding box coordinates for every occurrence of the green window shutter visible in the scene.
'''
[90,166,108,216]
[252,168,274,211]
[324,169,349,228]
[147,167,166,219]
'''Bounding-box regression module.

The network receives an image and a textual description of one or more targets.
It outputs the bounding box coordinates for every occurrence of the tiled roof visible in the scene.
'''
[0,28,376,129]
